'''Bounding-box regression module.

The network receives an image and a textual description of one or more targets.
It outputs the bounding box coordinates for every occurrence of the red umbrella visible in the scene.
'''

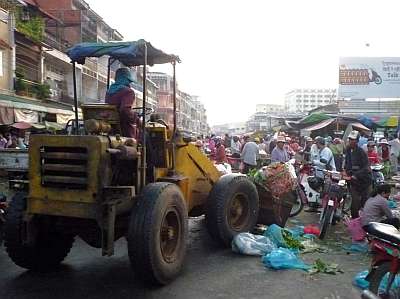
[11,122,32,130]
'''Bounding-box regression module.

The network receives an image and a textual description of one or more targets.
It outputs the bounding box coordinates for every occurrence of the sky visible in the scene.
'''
[87,0,400,126]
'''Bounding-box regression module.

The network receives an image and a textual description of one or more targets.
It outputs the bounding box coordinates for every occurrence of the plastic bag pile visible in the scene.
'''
[232,224,330,272]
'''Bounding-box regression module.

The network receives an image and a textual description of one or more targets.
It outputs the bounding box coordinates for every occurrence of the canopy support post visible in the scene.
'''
[171,61,177,172]
[173,61,177,136]
[107,57,112,89]
[141,43,148,189]
[72,62,79,135]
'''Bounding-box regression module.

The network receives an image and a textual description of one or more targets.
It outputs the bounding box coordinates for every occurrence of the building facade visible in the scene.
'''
[36,0,123,104]
[211,122,246,136]
[285,88,337,113]
[148,71,209,136]
[255,103,284,114]
[0,1,207,129]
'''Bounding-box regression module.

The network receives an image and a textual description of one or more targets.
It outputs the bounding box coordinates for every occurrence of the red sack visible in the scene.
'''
[304,224,320,236]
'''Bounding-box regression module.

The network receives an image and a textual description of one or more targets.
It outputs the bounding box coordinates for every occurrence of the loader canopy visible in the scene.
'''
[66,39,180,66]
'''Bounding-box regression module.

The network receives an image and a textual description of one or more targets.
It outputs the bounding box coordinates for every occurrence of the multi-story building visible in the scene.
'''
[0,7,13,94]
[246,112,281,132]
[35,0,123,104]
[256,103,284,114]
[148,71,209,136]
[212,122,246,136]
[285,88,337,113]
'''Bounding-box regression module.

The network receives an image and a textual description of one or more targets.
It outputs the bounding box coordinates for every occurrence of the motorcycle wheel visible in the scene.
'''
[375,76,382,85]
[289,188,304,217]
[368,261,400,297]
[319,204,333,240]
[341,190,352,213]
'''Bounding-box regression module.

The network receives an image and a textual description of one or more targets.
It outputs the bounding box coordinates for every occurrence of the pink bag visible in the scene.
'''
[344,216,366,242]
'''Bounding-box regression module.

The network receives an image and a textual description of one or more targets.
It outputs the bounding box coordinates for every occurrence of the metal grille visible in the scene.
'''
[40,146,88,189]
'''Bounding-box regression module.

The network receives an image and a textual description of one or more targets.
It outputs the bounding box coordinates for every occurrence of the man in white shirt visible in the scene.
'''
[312,136,336,178]
[389,135,400,174]
[230,136,241,158]
[241,138,259,174]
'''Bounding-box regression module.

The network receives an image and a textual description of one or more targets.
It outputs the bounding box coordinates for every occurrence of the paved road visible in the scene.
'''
[0,215,369,299]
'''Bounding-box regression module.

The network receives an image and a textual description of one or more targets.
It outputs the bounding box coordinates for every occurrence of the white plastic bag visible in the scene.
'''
[232,232,277,256]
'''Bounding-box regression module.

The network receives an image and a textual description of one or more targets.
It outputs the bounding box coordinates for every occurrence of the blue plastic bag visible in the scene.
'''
[286,225,305,238]
[353,270,370,289]
[263,224,287,247]
[343,241,369,253]
[262,248,310,271]
[232,233,277,256]
[379,273,400,293]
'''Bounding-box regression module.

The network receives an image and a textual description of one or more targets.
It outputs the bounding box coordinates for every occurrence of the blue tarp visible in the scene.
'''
[66,39,179,66]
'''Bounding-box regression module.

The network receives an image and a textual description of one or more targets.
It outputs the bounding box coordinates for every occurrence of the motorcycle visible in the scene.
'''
[371,164,385,190]
[287,159,309,217]
[365,222,400,298]
[0,194,7,246]
[318,169,350,239]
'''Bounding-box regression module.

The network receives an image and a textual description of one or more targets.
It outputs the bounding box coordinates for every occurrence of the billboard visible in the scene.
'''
[339,57,400,98]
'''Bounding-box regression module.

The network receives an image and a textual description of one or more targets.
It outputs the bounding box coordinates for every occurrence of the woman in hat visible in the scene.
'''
[106,67,140,139]
[378,138,391,177]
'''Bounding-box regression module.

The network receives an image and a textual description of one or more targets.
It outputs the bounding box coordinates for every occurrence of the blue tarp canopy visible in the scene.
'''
[66,39,180,66]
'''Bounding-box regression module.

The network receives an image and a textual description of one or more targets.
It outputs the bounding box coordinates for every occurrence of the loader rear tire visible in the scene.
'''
[206,174,259,247]
[4,192,74,271]
[128,182,188,285]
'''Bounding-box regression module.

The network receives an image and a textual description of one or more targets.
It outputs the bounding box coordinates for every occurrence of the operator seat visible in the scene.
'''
[81,103,122,135]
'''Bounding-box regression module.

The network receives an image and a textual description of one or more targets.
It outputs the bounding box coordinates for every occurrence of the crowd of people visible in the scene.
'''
[0,131,27,149]
[197,129,400,223]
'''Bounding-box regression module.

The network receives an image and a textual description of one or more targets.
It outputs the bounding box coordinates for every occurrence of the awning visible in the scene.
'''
[44,121,64,131]
[299,113,332,125]
[303,118,335,131]
[0,106,14,125]
[350,122,371,132]
[14,108,39,123]
[0,93,74,116]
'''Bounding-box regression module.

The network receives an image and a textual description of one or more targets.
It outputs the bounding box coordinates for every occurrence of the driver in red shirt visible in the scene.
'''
[105,68,140,139]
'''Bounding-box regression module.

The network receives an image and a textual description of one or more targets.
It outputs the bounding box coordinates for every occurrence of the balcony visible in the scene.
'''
[43,31,70,52]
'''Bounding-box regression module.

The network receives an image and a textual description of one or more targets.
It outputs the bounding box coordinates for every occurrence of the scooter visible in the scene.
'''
[289,161,321,217]
[365,222,400,298]
[371,164,385,190]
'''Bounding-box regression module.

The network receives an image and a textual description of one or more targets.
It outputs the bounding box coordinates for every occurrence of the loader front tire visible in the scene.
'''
[206,174,259,247]
[128,182,188,285]
[4,192,74,271]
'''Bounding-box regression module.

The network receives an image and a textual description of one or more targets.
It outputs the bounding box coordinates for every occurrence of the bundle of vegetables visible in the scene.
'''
[248,162,296,198]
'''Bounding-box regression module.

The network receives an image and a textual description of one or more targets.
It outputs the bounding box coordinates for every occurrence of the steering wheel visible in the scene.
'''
[131,107,154,117]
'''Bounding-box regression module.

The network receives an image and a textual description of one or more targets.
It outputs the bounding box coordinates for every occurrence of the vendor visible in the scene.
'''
[215,137,227,164]
[105,68,140,139]
[378,139,391,177]
[271,135,289,163]
[367,141,380,165]
[361,184,400,229]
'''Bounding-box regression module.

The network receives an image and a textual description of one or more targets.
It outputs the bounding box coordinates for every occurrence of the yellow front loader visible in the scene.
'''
[3,40,259,285]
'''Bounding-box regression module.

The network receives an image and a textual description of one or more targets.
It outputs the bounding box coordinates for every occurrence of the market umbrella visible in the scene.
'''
[376,116,398,127]
[11,122,31,130]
